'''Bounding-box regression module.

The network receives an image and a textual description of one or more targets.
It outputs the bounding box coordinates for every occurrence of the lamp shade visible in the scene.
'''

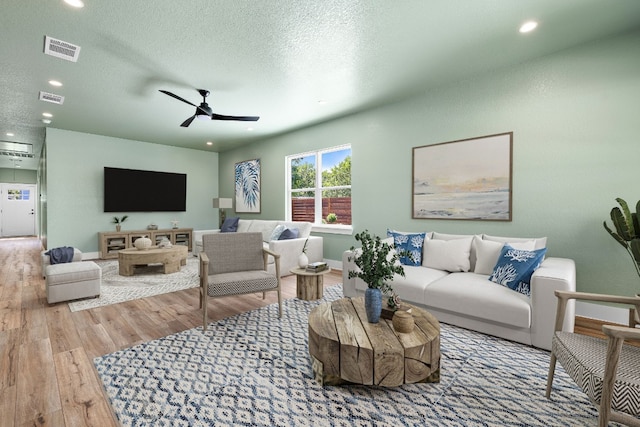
[213,198,233,209]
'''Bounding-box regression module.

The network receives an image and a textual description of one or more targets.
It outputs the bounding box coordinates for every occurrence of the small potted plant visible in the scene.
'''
[348,230,407,323]
[112,215,128,232]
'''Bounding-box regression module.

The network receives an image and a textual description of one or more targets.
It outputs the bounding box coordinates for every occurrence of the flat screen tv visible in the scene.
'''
[104,167,187,212]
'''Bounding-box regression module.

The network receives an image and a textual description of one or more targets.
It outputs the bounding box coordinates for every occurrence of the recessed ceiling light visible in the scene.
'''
[247,127,254,132]
[6,132,14,136]
[63,0,84,8]
[206,141,213,146]
[318,100,328,105]
[42,112,53,118]
[519,21,538,33]
[48,80,63,87]
[42,119,52,124]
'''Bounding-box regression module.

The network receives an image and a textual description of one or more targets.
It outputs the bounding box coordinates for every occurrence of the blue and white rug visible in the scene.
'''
[94,285,612,426]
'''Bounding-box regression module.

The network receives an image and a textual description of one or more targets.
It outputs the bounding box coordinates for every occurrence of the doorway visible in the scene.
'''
[1,183,37,237]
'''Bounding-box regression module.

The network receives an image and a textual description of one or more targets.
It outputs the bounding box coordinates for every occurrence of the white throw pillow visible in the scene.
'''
[422,237,473,272]
[269,224,287,241]
[482,234,547,250]
[473,238,536,275]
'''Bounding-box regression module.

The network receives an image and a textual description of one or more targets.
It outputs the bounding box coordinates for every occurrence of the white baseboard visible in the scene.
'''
[575,300,630,324]
[324,258,342,272]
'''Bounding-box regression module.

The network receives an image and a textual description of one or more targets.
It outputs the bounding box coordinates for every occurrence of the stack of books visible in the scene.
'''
[306,261,328,273]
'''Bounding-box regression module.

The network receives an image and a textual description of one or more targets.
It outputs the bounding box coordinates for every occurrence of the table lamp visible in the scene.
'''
[213,198,233,228]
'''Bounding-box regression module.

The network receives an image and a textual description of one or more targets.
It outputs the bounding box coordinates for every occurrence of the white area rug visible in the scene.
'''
[94,285,625,426]
[68,256,199,312]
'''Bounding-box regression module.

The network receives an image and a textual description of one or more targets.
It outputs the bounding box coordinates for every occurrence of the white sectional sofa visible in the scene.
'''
[342,232,576,351]
[194,219,323,277]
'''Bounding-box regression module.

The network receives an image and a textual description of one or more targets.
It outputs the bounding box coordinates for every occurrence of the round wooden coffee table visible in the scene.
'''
[308,297,440,386]
[118,245,188,276]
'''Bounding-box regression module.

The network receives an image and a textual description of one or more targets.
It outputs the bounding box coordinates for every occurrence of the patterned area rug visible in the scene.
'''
[68,256,199,312]
[94,285,614,426]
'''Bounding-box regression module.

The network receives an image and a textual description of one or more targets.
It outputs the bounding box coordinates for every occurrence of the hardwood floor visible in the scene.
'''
[0,237,343,427]
[1,238,636,426]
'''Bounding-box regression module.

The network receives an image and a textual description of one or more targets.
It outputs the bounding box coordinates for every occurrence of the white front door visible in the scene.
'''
[1,183,37,237]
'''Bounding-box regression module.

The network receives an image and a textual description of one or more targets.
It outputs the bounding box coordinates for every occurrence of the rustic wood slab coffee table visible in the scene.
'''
[308,297,440,387]
[118,245,188,276]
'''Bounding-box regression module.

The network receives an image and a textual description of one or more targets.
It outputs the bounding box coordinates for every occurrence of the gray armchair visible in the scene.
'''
[199,232,282,330]
[546,291,640,426]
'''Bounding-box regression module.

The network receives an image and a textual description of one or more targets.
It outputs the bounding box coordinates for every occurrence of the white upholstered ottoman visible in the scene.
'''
[46,261,101,304]
[41,247,83,278]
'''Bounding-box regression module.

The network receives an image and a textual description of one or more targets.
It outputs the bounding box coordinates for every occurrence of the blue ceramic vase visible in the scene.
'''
[364,288,382,323]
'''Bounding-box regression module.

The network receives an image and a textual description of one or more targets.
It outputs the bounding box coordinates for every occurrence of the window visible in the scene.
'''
[286,145,351,231]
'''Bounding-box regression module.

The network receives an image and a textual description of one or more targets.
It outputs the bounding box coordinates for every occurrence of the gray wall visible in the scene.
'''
[45,128,220,252]
[219,30,640,297]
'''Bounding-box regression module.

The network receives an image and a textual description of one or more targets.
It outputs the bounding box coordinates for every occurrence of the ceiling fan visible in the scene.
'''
[159,89,259,127]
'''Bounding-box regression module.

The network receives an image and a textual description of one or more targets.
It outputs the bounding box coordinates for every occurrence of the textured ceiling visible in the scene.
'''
[1,0,640,170]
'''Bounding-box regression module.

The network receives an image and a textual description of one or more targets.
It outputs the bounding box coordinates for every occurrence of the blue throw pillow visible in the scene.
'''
[386,230,426,266]
[278,227,299,240]
[220,217,239,233]
[489,245,547,296]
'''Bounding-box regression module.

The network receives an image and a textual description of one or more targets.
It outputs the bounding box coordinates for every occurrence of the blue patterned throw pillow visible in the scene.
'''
[489,245,547,296]
[386,230,426,266]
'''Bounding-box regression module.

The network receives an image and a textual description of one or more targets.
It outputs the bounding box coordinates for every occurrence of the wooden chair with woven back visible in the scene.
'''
[199,232,282,330]
[546,290,640,426]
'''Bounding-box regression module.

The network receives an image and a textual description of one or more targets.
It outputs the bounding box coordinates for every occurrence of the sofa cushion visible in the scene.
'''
[422,237,473,272]
[483,234,547,250]
[354,265,448,303]
[489,245,548,296]
[237,219,252,233]
[425,272,532,329]
[220,217,240,232]
[387,230,426,266]
[279,221,312,238]
[473,237,536,275]
[270,224,287,241]
[247,220,279,242]
[432,232,481,271]
[278,228,299,240]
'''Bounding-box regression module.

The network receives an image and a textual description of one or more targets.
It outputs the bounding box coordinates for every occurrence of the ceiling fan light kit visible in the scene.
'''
[159,89,259,128]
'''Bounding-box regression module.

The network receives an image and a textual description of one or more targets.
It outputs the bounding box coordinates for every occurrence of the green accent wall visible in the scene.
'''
[45,128,220,252]
[219,30,640,297]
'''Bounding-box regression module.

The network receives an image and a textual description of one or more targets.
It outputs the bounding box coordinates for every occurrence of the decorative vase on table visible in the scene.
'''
[298,253,309,268]
[116,225,121,232]
[134,236,152,250]
[364,288,383,323]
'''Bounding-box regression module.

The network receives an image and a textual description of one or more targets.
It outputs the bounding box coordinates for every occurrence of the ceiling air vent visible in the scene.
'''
[39,91,65,105]
[43,35,81,62]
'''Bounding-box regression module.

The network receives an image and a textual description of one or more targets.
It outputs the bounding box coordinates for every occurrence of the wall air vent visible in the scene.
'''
[39,91,64,105]
[43,36,81,62]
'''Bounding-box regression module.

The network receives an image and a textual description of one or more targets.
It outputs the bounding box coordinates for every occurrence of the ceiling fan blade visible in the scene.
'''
[211,113,260,122]
[180,115,196,127]
[159,90,197,107]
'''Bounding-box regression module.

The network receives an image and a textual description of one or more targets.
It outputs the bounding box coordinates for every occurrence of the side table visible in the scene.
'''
[289,267,331,301]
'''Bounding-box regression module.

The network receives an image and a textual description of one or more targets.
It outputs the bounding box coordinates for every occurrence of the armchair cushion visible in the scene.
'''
[206,270,278,297]
[553,331,640,417]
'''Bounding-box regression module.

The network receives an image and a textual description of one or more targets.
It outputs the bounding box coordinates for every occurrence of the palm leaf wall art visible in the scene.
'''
[235,159,261,213]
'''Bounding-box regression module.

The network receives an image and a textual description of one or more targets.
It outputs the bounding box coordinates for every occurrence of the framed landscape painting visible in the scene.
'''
[412,132,512,221]
[235,158,261,213]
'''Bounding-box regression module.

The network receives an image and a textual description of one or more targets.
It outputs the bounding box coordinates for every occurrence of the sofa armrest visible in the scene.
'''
[268,236,323,276]
[530,257,576,350]
[193,229,220,256]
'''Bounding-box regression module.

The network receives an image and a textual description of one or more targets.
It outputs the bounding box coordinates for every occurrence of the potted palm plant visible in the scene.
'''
[603,197,640,325]
[348,230,407,323]
[112,215,128,232]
